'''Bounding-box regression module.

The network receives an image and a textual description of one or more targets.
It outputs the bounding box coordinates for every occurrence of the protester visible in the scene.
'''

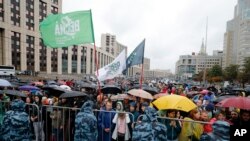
[229,110,240,125]
[0,99,31,141]
[132,107,167,141]
[50,108,63,141]
[98,99,115,141]
[238,110,250,127]
[164,110,181,141]
[112,102,131,141]
[74,100,98,141]
[32,95,45,141]
[178,109,203,141]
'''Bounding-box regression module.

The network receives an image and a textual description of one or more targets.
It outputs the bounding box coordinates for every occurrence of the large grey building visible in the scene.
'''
[175,41,222,80]
[0,0,119,77]
[223,0,250,68]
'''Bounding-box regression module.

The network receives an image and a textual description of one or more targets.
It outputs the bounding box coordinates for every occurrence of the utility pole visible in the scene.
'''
[203,17,208,87]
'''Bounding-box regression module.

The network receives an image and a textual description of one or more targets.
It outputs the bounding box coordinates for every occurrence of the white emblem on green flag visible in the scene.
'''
[40,10,95,48]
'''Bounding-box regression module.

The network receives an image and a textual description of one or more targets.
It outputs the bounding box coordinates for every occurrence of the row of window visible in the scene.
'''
[0,0,59,30]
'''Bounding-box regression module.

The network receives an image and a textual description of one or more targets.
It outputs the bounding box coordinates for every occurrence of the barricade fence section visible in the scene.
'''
[41,105,135,141]
[156,116,212,141]
[1,101,218,141]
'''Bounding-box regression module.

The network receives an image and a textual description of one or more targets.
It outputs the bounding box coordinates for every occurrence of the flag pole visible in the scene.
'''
[140,62,144,89]
[90,9,101,96]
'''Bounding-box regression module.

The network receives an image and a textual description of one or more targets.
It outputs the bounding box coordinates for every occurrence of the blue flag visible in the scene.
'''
[126,39,145,69]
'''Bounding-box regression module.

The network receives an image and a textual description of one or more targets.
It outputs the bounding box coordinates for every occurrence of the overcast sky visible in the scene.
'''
[62,0,237,73]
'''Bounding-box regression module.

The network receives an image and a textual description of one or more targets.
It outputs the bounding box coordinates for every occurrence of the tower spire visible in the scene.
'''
[199,38,205,55]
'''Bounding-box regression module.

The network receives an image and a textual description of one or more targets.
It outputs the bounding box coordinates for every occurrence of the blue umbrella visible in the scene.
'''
[0,79,12,87]
[19,85,40,91]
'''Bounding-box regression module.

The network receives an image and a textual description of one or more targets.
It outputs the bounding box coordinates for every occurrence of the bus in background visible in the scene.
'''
[0,65,15,76]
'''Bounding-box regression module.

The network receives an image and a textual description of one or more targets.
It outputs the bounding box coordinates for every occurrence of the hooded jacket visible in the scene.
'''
[132,107,167,141]
[74,100,98,141]
[0,99,31,141]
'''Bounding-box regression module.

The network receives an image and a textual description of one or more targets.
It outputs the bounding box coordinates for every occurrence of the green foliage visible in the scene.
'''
[223,64,239,83]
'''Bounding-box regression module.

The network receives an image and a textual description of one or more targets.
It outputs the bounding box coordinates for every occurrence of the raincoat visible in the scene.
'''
[178,117,203,141]
[132,107,167,141]
[0,99,31,141]
[98,107,115,141]
[74,101,98,141]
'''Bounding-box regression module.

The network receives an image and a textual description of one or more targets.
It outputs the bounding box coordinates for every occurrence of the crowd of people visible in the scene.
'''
[0,78,249,141]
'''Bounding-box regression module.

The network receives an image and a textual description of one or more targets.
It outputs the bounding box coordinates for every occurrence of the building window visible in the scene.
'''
[11,0,20,26]
[26,35,35,71]
[11,31,21,70]
[39,0,47,22]
[26,0,34,30]
[39,39,47,71]
[62,47,68,73]
[51,0,58,5]
[81,46,86,74]
[90,48,93,74]
[51,6,58,14]
[51,48,58,72]
[72,45,77,73]
[0,0,4,21]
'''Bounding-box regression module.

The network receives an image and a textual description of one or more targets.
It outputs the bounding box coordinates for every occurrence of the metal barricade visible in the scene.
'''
[41,105,135,141]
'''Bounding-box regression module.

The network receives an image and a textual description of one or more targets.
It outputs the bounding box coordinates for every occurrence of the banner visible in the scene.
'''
[40,10,95,48]
[96,50,126,81]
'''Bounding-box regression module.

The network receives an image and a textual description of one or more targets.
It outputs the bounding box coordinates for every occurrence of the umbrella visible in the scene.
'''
[42,85,67,97]
[60,85,72,91]
[142,87,159,95]
[110,94,132,101]
[0,79,12,87]
[101,85,122,94]
[213,95,237,104]
[152,95,197,112]
[127,89,153,100]
[153,93,169,99]
[19,85,40,91]
[0,90,27,97]
[59,91,87,98]
[200,89,209,95]
[216,97,250,110]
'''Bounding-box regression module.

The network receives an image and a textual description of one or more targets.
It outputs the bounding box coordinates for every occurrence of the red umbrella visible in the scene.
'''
[216,97,250,110]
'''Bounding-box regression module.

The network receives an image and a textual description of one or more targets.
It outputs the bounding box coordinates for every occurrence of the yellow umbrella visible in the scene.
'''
[127,89,153,100]
[152,95,197,112]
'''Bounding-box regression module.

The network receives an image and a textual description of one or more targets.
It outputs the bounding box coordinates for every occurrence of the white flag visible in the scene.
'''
[96,49,126,81]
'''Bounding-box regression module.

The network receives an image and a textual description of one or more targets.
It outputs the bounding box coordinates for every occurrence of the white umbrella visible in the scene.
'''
[127,89,153,100]
[0,79,12,87]
[60,85,71,91]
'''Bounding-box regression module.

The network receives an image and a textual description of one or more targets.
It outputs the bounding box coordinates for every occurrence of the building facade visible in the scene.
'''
[175,41,222,80]
[222,0,250,68]
[0,0,118,76]
[101,33,127,57]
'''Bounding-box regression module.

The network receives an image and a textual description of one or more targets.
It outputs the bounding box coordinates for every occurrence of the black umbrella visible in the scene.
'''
[59,91,87,98]
[132,84,159,95]
[101,85,122,94]
[42,85,67,97]
[0,90,27,97]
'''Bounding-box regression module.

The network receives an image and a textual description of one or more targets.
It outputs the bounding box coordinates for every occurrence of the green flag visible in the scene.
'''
[40,10,95,48]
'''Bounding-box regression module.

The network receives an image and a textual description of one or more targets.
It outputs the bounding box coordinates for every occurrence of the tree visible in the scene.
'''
[223,64,239,83]
[238,57,250,87]
[207,65,223,83]
[192,71,203,82]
